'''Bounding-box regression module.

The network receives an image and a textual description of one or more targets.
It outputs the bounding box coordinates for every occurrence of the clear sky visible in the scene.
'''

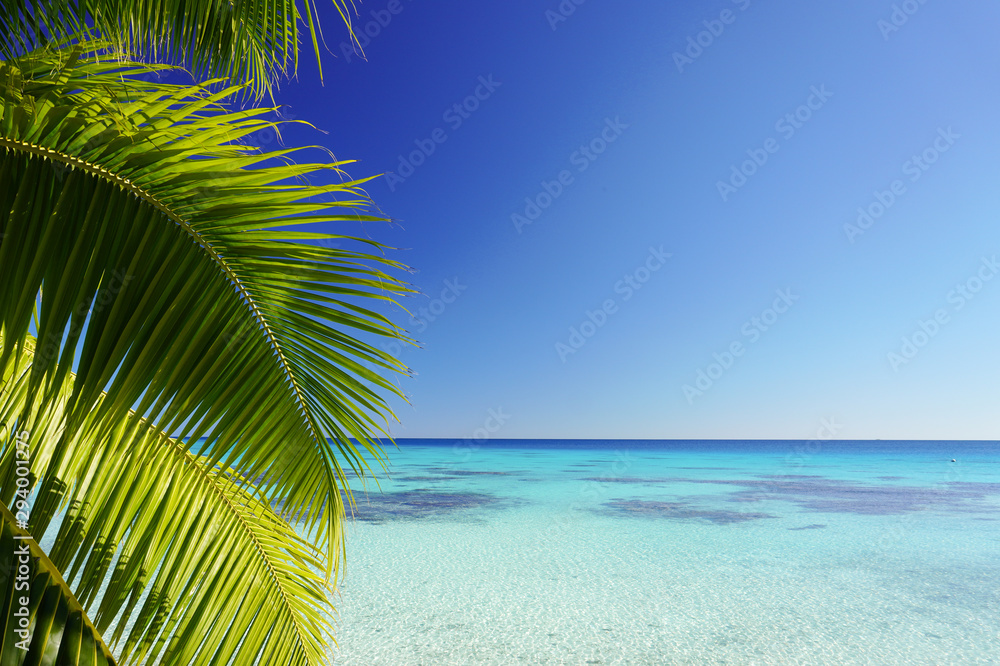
[271,0,1000,440]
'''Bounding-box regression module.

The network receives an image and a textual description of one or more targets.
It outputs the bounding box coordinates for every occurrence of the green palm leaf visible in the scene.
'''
[0,346,338,664]
[0,0,360,97]
[0,501,117,665]
[0,41,413,664]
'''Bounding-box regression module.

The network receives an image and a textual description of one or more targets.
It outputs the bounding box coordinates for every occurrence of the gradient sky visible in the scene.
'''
[269,0,1000,440]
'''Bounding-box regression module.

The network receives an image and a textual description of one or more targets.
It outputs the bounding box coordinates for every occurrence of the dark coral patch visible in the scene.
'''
[585,474,1000,516]
[764,474,826,479]
[344,490,509,522]
[396,475,448,482]
[676,467,740,471]
[393,469,523,483]
[581,477,666,485]
[423,467,519,476]
[692,476,1000,516]
[598,499,775,525]
[787,524,827,530]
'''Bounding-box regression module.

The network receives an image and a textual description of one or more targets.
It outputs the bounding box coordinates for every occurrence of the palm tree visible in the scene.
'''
[0,4,410,664]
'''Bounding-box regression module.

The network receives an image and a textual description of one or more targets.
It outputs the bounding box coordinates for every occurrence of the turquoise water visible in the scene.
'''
[329,440,1000,664]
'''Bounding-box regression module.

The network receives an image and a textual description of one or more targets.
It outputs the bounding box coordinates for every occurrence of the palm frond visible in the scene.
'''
[0,341,339,664]
[0,501,117,664]
[0,0,360,97]
[0,41,413,664]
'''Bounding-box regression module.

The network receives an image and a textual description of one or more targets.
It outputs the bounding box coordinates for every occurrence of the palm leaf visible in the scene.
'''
[0,41,413,664]
[1,337,340,664]
[0,501,117,664]
[0,347,339,664]
[0,0,360,97]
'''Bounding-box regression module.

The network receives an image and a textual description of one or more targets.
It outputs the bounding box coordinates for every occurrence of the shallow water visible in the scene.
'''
[329,440,1000,665]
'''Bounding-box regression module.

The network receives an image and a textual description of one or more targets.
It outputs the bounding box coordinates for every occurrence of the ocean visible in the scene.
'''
[328,439,1000,664]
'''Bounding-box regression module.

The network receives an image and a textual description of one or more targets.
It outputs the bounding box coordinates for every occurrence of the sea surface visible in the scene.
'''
[327,439,1000,665]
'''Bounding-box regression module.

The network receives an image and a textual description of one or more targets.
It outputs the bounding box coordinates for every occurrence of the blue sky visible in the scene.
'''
[273,0,1000,440]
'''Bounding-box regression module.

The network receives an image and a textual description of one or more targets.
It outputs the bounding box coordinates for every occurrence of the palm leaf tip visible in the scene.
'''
[0,0,362,98]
